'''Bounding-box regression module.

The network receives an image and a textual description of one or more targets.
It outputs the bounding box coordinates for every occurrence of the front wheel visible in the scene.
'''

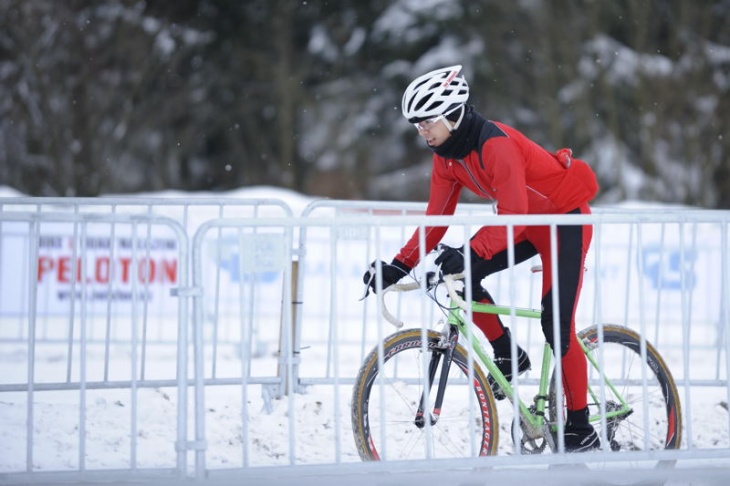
[351,328,499,460]
[549,324,682,465]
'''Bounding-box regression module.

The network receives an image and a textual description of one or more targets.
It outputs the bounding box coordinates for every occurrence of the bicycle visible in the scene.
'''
[351,262,682,466]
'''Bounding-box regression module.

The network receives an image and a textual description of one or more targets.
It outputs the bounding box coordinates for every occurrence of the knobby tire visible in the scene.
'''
[549,324,682,467]
[351,328,499,461]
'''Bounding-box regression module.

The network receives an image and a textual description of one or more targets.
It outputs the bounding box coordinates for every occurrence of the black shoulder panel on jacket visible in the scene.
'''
[477,121,508,169]
[481,121,508,142]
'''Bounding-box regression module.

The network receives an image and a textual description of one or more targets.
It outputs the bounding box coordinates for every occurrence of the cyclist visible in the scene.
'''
[363,65,600,452]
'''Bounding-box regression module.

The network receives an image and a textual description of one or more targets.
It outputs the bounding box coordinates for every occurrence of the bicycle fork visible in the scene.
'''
[414,326,459,428]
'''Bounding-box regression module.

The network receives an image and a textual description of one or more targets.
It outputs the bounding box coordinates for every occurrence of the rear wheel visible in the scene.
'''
[549,324,682,466]
[351,328,499,460]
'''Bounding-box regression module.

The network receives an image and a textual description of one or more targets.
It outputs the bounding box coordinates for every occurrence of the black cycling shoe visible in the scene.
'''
[563,408,601,452]
[487,346,531,400]
[564,425,600,452]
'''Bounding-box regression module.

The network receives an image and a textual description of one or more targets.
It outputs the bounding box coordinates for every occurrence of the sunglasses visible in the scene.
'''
[413,115,446,131]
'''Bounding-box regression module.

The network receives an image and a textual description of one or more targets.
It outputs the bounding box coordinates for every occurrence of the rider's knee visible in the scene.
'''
[471,285,492,303]
[542,322,572,357]
[548,336,571,357]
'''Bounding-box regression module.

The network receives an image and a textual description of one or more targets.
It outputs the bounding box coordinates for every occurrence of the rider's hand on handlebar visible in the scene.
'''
[362,259,411,295]
[434,245,467,275]
[435,244,484,277]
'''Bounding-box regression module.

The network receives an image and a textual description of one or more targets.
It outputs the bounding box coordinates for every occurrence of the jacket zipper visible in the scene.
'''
[455,159,492,199]
[526,185,548,200]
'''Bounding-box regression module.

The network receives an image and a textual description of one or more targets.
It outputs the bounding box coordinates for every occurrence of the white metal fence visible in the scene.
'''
[1,197,729,484]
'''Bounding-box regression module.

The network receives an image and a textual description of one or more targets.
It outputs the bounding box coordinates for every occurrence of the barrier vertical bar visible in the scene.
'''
[593,219,609,451]
[716,225,726,381]
[66,219,80,383]
[78,222,89,472]
[175,219,191,479]
[139,222,153,380]
[326,236,336,379]
[622,223,634,335]
[281,226,296,463]
[722,221,730,444]
[176,236,190,479]
[549,223,565,452]
[653,223,666,346]
[25,219,40,471]
[635,222,651,451]
[679,222,694,448]
[193,238,205,479]
[238,228,251,468]
[103,211,118,381]
[193,230,206,479]
[210,221,223,379]
[505,223,521,455]
[130,221,140,469]
[329,227,342,462]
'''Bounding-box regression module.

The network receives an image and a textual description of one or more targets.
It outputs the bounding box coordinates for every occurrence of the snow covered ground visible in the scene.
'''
[1,186,729,485]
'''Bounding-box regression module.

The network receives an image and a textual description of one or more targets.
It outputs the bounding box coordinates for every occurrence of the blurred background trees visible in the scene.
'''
[0,0,728,208]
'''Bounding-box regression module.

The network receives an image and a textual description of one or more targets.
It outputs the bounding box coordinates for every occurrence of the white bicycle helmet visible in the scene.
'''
[401,64,469,123]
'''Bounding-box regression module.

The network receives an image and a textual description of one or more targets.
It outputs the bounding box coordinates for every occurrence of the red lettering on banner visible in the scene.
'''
[37,256,54,282]
[35,256,178,284]
[161,260,176,282]
[96,257,110,283]
[58,257,72,283]
[119,257,132,282]
[76,258,83,283]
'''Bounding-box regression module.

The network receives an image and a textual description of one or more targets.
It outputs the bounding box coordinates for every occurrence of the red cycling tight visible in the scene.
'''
[469,204,593,411]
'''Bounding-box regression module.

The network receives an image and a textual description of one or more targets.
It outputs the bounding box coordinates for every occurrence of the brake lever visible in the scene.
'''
[359,270,374,301]
[358,285,371,301]
[360,269,437,301]
[424,271,440,290]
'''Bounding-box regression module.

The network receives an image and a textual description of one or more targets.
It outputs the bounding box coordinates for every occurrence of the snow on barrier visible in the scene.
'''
[0,197,729,484]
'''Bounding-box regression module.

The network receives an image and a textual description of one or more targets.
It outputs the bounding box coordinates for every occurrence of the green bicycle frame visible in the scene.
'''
[446,299,549,432]
[447,298,632,433]
[577,337,633,424]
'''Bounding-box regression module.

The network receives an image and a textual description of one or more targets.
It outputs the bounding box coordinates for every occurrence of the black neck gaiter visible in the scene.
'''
[431,105,486,160]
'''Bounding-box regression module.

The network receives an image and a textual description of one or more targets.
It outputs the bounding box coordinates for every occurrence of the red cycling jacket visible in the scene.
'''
[395,121,599,268]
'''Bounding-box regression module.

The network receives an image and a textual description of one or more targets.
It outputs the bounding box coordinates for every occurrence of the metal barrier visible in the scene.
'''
[0,211,191,482]
[0,197,292,346]
[1,199,729,484]
[0,197,293,483]
[192,207,730,482]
